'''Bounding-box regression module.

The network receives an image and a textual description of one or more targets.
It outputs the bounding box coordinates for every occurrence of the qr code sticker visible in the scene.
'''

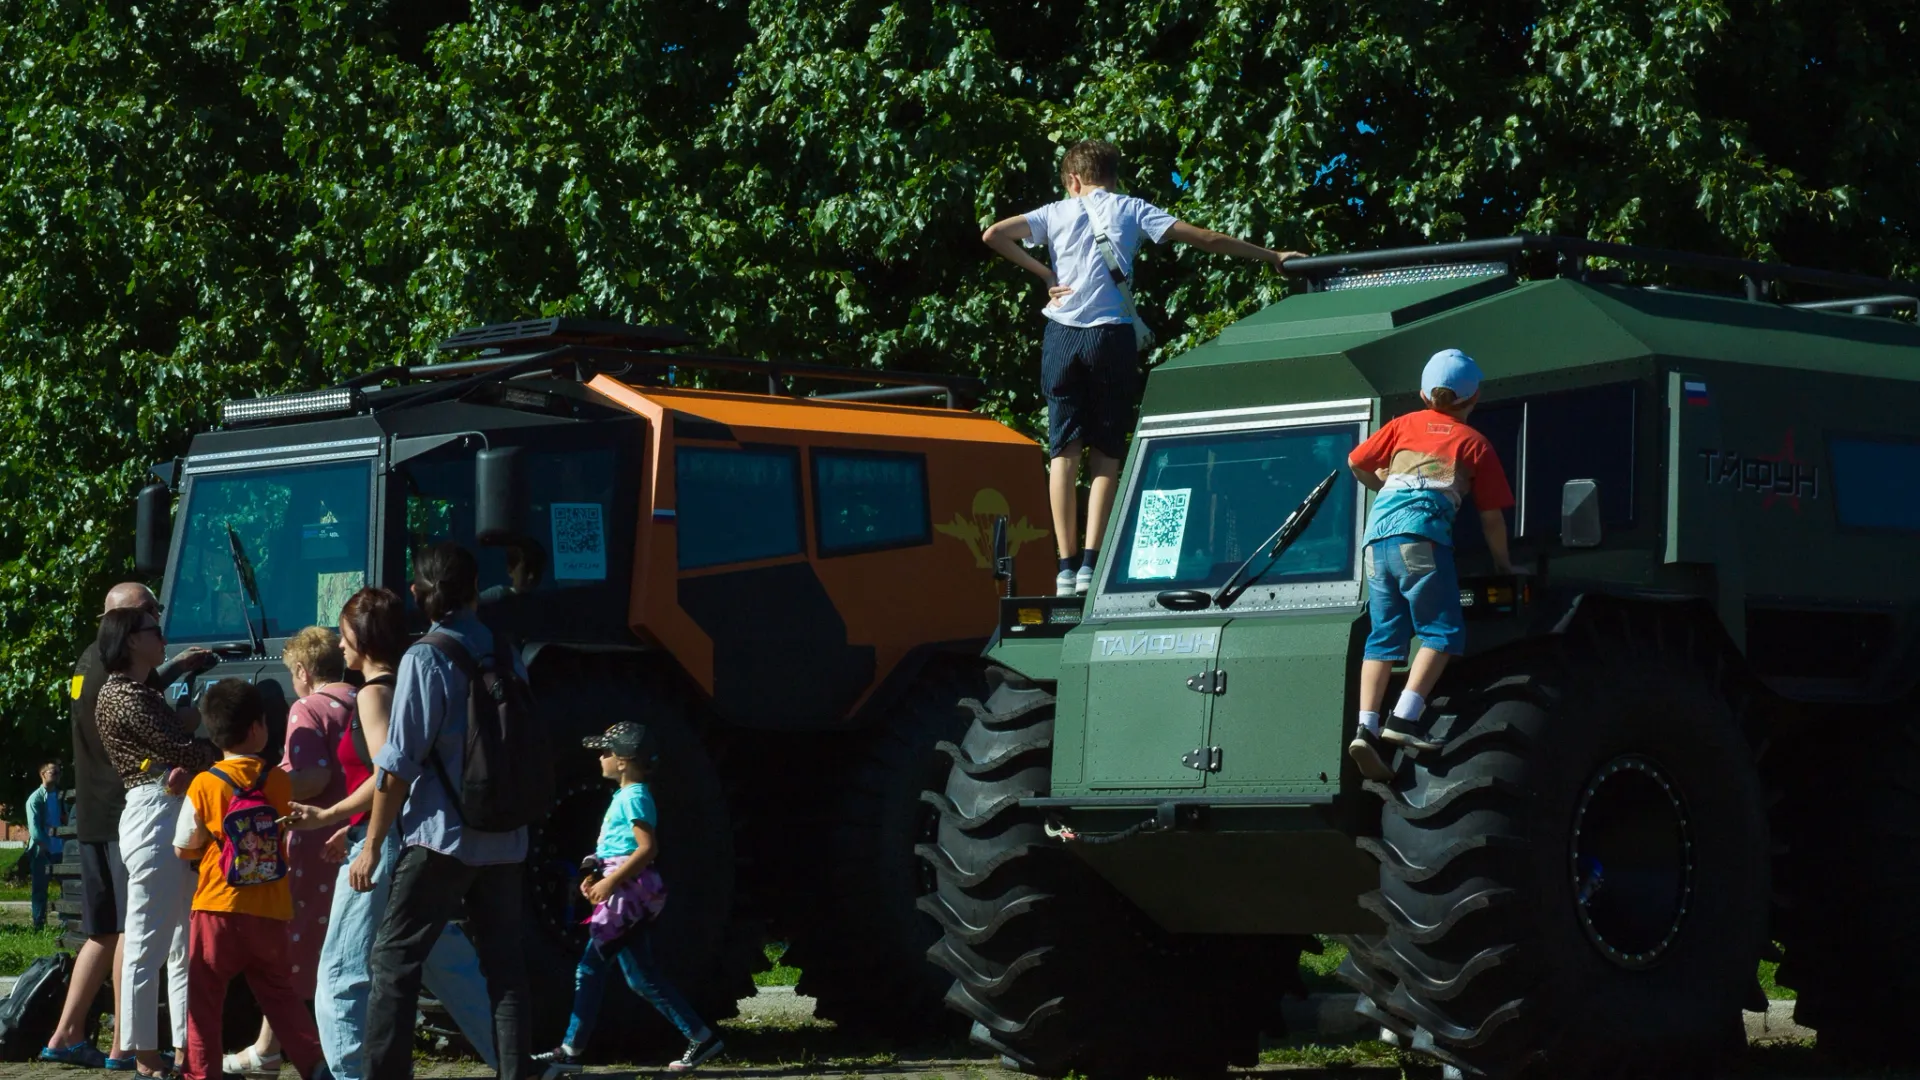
[1126,488,1191,580]
[551,503,607,581]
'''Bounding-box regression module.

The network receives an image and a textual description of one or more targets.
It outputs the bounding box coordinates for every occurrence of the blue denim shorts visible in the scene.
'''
[1364,537,1465,660]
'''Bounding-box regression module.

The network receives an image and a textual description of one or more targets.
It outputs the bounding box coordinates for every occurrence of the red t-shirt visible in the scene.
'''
[1350,409,1514,545]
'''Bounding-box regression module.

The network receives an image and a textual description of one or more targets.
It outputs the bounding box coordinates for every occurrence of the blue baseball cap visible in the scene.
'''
[1422,348,1482,400]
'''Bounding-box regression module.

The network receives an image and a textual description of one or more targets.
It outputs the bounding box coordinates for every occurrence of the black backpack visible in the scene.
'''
[0,952,73,1061]
[419,632,553,833]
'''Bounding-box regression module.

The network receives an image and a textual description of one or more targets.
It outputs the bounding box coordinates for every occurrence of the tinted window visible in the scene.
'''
[1109,424,1359,590]
[1524,383,1637,536]
[1453,383,1637,553]
[167,461,372,642]
[676,447,803,569]
[814,450,929,556]
[1830,436,1920,532]
[401,448,619,603]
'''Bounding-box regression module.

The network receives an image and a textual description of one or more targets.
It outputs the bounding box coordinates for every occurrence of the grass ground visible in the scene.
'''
[0,924,63,976]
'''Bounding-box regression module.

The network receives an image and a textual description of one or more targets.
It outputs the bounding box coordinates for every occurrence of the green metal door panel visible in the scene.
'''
[1081,620,1227,789]
[1205,613,1355,795]
[1047,632,1094,790]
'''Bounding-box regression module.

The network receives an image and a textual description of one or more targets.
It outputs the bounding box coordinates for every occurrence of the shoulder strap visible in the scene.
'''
[414,632,477,827]
[1080,198,1142,321]
[207,765,264,798]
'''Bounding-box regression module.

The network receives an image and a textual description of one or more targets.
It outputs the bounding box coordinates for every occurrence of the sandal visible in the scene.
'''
[222,1048,283,1079]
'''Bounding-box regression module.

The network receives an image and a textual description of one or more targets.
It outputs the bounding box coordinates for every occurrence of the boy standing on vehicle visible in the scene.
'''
[981,139,1306,596]
[1346,349,1514,782]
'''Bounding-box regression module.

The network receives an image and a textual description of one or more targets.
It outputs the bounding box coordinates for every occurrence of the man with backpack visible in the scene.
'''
[171,679,329,1080]
[353,542,547,1080]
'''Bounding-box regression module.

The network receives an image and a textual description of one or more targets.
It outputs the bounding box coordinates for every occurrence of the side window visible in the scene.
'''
[1455,382,1637,555]
[1522,383,1636,536]
[813,450,930,556]
[1829,436,1920,532]
[676,446,803,569]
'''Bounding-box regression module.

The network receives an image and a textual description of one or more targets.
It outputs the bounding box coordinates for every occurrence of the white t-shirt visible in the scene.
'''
[1023,190,1177,328]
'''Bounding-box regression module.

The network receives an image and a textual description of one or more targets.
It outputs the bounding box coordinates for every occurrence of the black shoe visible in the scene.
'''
[1381,712,1443,752]
[1347,727,1395,782]
[532,1047,583,1079]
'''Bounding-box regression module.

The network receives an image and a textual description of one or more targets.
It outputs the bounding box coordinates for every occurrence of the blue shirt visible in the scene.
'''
[1023,190,1176,328]
[593,783,657,860]
[26,786,61,855]
[374,610,529,866]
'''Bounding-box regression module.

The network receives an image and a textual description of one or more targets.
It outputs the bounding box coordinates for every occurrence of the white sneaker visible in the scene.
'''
[1074,566,1093,595]
[1055,569,1077,596]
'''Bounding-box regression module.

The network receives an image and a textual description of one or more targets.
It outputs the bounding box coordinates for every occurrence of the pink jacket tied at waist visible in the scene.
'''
[587,854,667,944]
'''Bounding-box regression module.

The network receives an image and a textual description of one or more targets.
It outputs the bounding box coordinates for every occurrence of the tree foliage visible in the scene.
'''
[2,0,1916,790]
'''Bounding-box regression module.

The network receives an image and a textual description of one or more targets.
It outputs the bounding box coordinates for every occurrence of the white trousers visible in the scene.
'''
[118,783,193,1052]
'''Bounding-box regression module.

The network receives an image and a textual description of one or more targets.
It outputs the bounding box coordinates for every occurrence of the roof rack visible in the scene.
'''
[435,317,695,354]
[352,320,987,414]
[1283,234,1920,308]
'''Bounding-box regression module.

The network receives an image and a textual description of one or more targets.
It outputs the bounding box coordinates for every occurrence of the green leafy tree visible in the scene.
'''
[1,0,1914,794]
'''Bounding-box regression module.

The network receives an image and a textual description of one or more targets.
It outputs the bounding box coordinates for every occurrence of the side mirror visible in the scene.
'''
[475,447,523,545]
[134,482,171,578]
[1560,479,1602,548]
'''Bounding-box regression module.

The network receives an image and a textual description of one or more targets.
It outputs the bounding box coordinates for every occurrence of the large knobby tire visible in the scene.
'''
[918,668,1278,1078]
[1342,625,1770,1078]
[521,652,754,1057]
[1772,707,1920,1061]
[782,658,986,1035]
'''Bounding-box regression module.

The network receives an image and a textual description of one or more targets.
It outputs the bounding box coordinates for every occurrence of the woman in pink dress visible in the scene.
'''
[222,627,354,1079]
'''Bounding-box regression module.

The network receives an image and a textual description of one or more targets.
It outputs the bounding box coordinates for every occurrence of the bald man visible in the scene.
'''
[42,584,214,1066]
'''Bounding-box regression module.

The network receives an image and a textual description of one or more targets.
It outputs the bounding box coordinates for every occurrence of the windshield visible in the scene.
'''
[1108,423,1360,592]
[164,461,373,642]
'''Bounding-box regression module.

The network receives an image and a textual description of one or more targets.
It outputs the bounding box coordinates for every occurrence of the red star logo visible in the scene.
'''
[1761,428,1807,512]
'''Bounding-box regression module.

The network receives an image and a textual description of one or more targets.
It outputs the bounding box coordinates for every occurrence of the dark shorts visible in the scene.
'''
[1042,320,1140,459]
[77,839,128,937]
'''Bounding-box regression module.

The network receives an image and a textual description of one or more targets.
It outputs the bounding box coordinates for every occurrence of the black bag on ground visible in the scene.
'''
[0,952,73,1061]
[420,632,553,832]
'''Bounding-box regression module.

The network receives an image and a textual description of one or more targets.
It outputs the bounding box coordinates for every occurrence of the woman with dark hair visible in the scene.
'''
[285,587,498,1080]
[95,607,218,1079]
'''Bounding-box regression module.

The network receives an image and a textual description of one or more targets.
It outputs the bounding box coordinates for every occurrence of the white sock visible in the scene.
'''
[1358,711,1382,735]
[561,1044,578,1057]
[1392,690,1427,721]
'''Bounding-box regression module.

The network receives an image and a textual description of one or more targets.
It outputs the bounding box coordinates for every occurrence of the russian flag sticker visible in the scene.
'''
[1683,380,1711,407]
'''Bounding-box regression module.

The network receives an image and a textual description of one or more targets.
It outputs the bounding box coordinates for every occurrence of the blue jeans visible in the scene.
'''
[28,843,54,931]
[563,920,708,1049]
[314,828,499,1080]
[1364,537,1465,660]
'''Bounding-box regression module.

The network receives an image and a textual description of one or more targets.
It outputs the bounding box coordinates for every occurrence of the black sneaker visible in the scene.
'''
[1381,713,1443,752]
[1347,726,1395,782]
[532,1047,583,1079]
[666,1032,725,1073]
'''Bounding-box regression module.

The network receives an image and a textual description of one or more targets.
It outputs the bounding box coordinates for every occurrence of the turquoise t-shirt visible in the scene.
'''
[594,783,657,859]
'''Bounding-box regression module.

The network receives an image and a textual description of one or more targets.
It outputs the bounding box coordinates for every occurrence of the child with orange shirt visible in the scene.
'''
[172,679,330,1080]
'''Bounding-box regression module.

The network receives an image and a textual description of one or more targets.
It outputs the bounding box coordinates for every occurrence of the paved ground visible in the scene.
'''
[2,965,1914,1078]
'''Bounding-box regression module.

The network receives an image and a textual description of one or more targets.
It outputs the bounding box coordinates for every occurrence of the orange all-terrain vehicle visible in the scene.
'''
[123,319,1055,1046]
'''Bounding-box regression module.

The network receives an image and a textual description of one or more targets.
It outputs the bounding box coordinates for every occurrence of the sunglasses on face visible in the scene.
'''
[133,624,163,638]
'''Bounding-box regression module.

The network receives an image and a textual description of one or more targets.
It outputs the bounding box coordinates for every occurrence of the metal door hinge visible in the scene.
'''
[1181,746,1223,772]
[1186,669,1227,695]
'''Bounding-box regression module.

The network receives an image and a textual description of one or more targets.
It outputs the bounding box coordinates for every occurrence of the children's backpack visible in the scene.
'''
[208,765,288,887]
[420,632,554,833]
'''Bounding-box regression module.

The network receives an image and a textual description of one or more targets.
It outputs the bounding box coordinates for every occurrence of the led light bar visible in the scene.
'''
[1324,261,1512,292]
[220,387,359,426]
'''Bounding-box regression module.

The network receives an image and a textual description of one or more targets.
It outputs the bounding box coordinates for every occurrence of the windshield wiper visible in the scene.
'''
[224,522,269,658]
[1156,470,1341,612]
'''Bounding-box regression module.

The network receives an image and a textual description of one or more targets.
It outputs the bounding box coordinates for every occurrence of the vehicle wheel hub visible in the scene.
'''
[1571,755,1693,968]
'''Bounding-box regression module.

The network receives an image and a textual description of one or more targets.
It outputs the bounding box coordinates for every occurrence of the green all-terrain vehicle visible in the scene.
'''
[920,235,1920,1078]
